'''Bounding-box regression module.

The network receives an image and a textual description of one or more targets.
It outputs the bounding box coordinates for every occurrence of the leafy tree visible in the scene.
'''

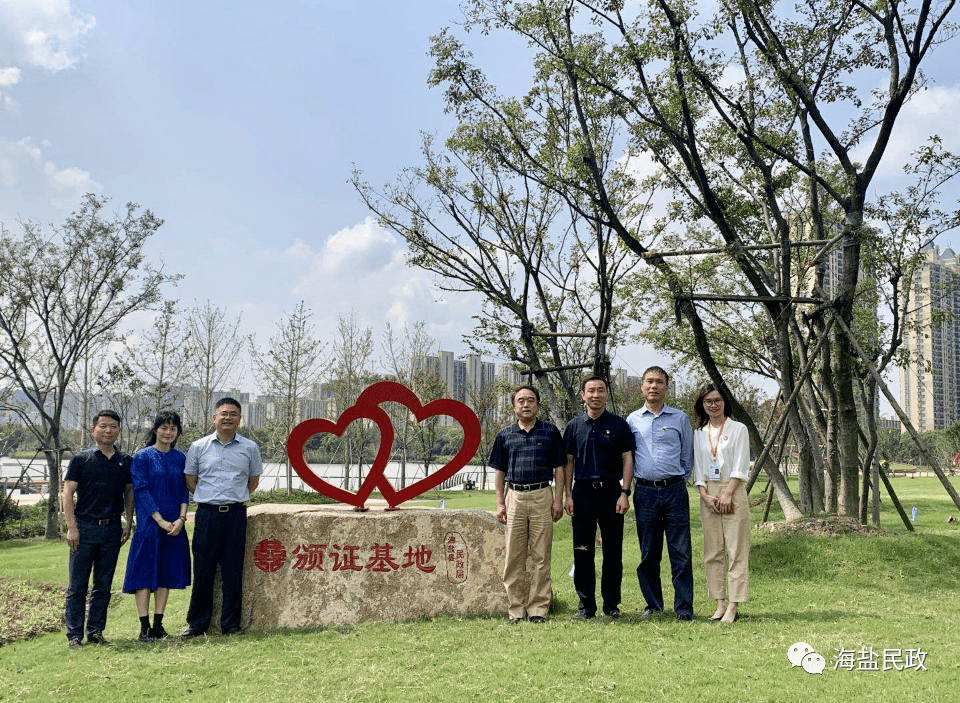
[182,300,243,430]
[0,194,177,538]
[329,312,378,490]
[354,119,642,429]
[249,302,327,491]
[121,299,192,419]
[71,337,110,436]
[381,321,446,489]
[97,360,150,451]
[466,375,509,489]
[410,0,959,520]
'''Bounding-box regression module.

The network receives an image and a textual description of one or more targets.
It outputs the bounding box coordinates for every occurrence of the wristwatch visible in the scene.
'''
[621,488,631,497]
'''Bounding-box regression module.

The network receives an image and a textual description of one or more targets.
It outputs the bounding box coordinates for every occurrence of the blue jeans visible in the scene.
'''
[65,520,122,640]
[633,481,694,616]
[572,481,624,614]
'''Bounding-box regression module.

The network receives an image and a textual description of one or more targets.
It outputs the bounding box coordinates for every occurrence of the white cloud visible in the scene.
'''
[0,0,95,71]
[314,217,401,273]
[0,65,20,106]
[43,161,99,207]
[0,136,101,213]
[863,82,960,179]
[617,148,660,184]
[0,65,20,86]
[262,217,485,358]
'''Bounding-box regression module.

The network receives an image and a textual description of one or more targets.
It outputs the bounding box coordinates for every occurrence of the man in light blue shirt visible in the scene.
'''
[180,397,262,638]
[626,366,695,620]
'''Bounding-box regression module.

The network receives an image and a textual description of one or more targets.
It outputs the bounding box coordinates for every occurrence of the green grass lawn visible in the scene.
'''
[1,478,958,702]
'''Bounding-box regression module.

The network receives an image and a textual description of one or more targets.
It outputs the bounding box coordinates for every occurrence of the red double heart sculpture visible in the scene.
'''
[286,380,482,509]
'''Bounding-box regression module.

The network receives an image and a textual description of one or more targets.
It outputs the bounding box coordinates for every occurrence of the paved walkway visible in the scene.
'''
[3,491,45,506]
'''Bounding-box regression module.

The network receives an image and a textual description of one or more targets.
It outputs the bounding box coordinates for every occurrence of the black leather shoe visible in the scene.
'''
[67,637,83,650]
[179,628,206,639]
[138,631,156,642]
[221,626,243,636]
[604,609,621,621]
[528,616,546,623]
[677,612,694,621]
[640,607,662,619]
[87,632,113,646]
[574,610,596,620]
[149,625,169,640]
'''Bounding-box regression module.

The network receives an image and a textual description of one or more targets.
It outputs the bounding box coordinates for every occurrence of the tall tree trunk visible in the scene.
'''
[43,437,62,540]
[834,323,861,517]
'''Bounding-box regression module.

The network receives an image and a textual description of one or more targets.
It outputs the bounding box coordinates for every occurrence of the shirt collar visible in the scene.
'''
[511,419,541,433]
[94,445,121,460]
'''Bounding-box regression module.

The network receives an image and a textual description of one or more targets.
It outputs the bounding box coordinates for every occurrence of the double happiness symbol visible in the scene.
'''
[286,380,482,510]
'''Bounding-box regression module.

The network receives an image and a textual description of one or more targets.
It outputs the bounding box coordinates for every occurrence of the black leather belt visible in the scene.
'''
[636,475,684,487]
[507,481,550,491]
[198,502,245,513]
[78,516,119,526]
[577,480,619,489]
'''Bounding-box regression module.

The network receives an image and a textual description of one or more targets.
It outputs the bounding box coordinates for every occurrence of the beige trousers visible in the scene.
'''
[503,486,553,618]
[700,481,750,602]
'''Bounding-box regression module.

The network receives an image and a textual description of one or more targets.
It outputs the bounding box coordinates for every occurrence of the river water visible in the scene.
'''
[0,457,496,498]
[256,462,494,492]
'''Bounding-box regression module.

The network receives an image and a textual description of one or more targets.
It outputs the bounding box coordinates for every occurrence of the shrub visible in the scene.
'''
[248,489,336,506]
[0,499,48,541]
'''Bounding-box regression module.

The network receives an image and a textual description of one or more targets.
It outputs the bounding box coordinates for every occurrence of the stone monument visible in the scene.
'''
[211,380,516,631]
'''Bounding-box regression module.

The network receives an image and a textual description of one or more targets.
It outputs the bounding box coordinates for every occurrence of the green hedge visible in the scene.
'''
[0,499,47,540]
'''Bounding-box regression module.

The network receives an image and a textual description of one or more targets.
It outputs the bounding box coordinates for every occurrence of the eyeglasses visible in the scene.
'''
[217,412,241,418]
[703,399,724,406]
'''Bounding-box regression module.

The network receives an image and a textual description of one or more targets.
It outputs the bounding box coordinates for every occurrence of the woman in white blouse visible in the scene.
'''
[692,383,750,623]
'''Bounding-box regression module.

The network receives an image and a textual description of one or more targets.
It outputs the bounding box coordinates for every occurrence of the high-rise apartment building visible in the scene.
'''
[437,350,467,403]
[413,350,501,425]
[465,354,496,393]
[901,244,960,433]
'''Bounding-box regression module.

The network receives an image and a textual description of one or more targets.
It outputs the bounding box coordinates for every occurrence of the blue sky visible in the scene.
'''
[1,1,958,392]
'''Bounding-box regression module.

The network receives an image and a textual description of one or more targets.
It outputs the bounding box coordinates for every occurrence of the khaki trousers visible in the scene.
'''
[700,481,750,602]
[503,486,553,619]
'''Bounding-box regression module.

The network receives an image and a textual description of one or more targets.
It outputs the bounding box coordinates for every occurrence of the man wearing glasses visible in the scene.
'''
[180,397,262,638]
[626,366,695,621]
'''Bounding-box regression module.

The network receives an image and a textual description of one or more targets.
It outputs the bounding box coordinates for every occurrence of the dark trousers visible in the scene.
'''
[572,481,624,615]
[65,520,122,640]
[633,481,694,616]
[187,504,247,632]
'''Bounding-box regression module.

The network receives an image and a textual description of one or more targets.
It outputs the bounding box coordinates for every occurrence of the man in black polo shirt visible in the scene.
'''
[62,410,133,649]
[490,385,565,624]
[562,377,635,620]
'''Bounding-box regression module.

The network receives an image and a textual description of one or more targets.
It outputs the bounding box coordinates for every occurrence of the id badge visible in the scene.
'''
[708,458,721,481]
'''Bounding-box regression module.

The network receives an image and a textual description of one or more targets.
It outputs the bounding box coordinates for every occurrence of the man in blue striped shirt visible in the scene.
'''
[180,397,262,638]
[490,385,565,623]
[626,366,695,620]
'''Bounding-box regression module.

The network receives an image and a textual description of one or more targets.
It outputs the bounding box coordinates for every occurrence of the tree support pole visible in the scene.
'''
[855,426,912,530]
[831,311,960,512]
[761,480,775,523]
[761,427,792,524]
[877,462,914,532]
[746,315,836,493]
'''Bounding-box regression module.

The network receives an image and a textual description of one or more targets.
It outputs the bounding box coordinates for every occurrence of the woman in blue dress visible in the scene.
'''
[123,411,191,641]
